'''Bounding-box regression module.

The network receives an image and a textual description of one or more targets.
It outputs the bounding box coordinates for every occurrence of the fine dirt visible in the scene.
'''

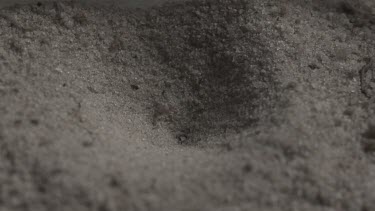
[1,0,375,210]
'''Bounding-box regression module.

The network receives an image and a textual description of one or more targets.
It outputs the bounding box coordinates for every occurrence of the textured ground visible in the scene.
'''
[0,0,375,210]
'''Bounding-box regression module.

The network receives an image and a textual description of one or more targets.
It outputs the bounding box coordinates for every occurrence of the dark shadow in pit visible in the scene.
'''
[132,0,279,144]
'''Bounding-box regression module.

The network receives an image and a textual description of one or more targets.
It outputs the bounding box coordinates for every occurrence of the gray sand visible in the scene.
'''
[1,0,375,210]
[0,0,176,9]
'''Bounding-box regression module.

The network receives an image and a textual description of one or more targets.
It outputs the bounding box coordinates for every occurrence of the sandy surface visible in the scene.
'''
[0,0,375,210]
[0,0,179,9]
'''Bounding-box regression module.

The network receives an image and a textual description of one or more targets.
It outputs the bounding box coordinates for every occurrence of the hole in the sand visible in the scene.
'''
[130,84,140,91]
[30,119,39,126]
[338,2,356,15]
[129,0,279,145]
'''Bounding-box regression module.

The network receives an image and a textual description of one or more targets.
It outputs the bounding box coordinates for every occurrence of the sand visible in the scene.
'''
[0,0,375,210]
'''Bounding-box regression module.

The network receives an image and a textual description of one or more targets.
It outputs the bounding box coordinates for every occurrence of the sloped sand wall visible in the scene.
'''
[1,0,375,211]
